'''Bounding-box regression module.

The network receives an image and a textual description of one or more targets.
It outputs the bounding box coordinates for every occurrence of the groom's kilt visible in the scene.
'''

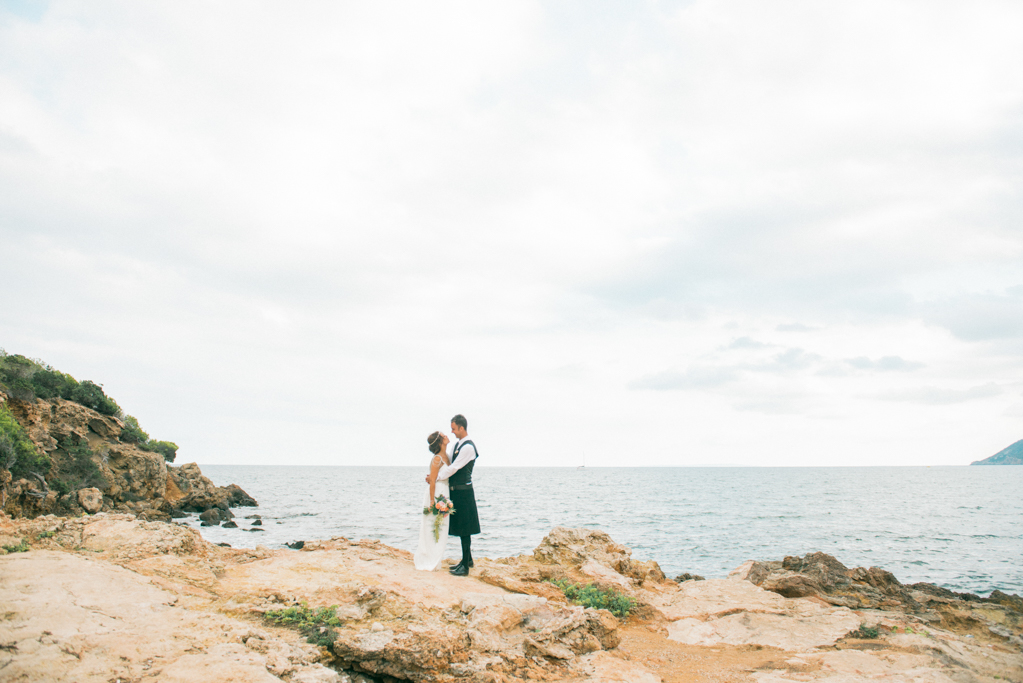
[449,485,480,537]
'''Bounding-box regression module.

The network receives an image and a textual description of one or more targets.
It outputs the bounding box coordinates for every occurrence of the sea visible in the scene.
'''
[186,465,1023,596]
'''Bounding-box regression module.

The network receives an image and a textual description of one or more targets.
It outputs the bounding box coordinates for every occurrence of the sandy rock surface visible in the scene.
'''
[1,518,1021,683]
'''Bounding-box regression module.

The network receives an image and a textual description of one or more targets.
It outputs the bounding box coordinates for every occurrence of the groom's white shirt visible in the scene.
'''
[437,437,476,482]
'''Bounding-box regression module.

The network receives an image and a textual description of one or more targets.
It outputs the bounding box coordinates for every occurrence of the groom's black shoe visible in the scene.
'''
[449,563,469,576]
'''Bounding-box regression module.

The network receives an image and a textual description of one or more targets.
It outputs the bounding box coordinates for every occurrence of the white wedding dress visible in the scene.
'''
[414,477,450,571]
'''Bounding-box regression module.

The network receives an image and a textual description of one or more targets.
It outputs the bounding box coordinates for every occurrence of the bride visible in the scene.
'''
[414,431,450,571]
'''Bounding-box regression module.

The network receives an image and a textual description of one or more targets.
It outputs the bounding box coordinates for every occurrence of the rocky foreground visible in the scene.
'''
[1,517,1021,683]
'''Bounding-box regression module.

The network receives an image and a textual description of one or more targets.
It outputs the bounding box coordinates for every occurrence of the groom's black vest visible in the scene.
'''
[449,439,477,487]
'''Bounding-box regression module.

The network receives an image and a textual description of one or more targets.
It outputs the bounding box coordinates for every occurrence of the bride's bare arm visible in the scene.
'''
[428,455,442,501]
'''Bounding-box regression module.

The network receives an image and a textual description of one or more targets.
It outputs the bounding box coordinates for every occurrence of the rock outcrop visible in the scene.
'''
[0,391,256,520]
[2,519,1021,682]
[729,551,915,609]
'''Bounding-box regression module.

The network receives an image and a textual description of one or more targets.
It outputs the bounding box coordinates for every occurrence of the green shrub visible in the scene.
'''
[69,380,120,416]
[142,440,178,463]
[50,437,105,495]
[849,623,880,639]
[0,406,50,479]
[264,603,343,647]
[123,416,177,462]
[30,368,75,400]
[3,539,30,553]
[120,415,149,444]
[548,579,636,618]
[0,354,120,416]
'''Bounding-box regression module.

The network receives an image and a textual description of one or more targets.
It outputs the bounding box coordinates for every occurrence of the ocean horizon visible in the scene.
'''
[185,464,1023,596]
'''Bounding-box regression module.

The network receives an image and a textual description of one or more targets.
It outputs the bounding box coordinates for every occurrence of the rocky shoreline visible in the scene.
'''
[1,517,1020,683]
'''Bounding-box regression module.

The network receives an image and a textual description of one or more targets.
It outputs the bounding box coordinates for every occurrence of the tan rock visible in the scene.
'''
[667,607,861,650]
[1,516,1020,683]
[0,550,332,682]
[653,577,790,621]
[576,650,662,683]
[77,487,103,513]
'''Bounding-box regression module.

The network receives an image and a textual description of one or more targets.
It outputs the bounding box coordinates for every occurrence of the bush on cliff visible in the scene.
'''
[120,415,177,462]
[50,437,106,496]
[0,353,121,416]
[0,406,50,480]
[119,415,149,444]
[141,440,178,463]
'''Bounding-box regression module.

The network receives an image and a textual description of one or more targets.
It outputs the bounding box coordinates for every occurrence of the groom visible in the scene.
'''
[436,414,480,576]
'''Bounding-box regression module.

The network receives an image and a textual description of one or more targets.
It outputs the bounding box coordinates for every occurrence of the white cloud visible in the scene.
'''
[876,383,1003,405]
[1,0,1022,467]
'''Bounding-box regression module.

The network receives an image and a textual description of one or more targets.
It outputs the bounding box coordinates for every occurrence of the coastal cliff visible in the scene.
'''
[1,518,1020,682]
[0,352,255,520]
[972,439,1023,466]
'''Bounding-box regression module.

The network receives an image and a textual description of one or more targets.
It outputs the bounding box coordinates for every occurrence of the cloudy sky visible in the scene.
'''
[2,0,1021,468]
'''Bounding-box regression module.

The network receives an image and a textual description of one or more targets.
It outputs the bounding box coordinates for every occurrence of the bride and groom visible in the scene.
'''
[414,414,480,575]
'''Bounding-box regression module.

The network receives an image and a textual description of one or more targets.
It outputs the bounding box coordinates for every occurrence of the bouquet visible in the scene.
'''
[423,494,456,542]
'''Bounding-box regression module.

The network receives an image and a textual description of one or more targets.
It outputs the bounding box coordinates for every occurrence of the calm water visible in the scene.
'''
[188,465,1023,596]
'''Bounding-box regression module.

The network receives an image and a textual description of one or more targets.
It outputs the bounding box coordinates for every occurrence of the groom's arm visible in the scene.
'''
[436,443,476,481]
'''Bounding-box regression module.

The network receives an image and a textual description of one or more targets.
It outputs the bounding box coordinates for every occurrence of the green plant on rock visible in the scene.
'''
[50,437,105,496]
[37,530,57,539]
[848,623,880,639]
[122,416,177,462]
[264,602,343,648]
[119,415,149,444]
[548,579,636,618]
[3,539,30,553]
[140,439,178,463]
[0,405,50,480]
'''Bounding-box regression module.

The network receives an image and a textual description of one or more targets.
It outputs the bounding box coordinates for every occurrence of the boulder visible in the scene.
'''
[199,509,222,524]
[533,526,667,585]
[225,484,258,507]
[77,487,103,514]
[87,416,121,438]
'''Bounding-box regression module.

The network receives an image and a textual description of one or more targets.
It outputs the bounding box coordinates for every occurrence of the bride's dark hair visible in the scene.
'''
[427,431,443,455]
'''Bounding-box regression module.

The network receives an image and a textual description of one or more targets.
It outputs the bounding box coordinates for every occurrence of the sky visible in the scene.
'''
[1,0,1022,468]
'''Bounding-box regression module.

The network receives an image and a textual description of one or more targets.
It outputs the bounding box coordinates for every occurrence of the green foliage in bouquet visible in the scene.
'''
[423,494,455,541]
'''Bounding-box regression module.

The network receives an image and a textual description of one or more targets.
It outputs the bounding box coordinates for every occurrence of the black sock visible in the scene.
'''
[460,535,472,566]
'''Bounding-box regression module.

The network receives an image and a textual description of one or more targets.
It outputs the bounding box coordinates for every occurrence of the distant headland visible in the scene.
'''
[971,439,1023,466]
